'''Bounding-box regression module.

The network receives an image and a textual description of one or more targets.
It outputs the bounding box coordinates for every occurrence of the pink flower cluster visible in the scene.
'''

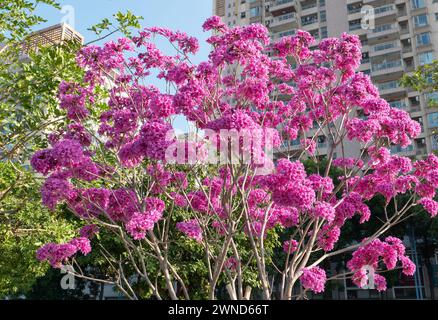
[176,219,203,242]
[283,240,298,254]
[36,237,91,268]
[347,237,416,291]
[299,266,327,294]
[79,224,100,238]
[125,197,165,240]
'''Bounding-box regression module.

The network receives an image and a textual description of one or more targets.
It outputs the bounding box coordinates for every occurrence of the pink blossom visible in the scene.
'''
[311,201,335,222]
[317,225,341,252]
[126,212,155,240]
[31,149,59,175]
[418,197,438,217]
[36,237,92,268]
[283,240,298,254]
[300,266,326,294]
[79,225,100,238]
[176,219,203,242]
[107,189,139,222]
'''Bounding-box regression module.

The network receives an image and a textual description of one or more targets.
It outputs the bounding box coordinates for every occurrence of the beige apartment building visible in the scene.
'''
[23,23,84,54]
[213,0,438,160]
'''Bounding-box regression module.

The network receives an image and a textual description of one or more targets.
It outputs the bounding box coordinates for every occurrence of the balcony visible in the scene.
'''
[271,29,296,41]
[269,0,296,16]
[270,12,298,32]
[377,80,405,96]
[371,59,403,77]
[402,45,413,54]
[374,4,397,21]
[368,23,400,43]
[398,9,408,18]
[390,144,415,156]
[416,146,427,156]
[300,0,317,11]
[277,138,302,153]
[370,40,401,57]
[389,99,408,110]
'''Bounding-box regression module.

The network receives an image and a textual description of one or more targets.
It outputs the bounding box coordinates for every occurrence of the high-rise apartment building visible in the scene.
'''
[213,0,438,160]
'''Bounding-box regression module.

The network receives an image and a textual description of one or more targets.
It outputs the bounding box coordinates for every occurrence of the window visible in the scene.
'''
[349,19,362,31]
[301,13,318,25]
[375,4,394,15]
[419,51,434,65]
[241,11,246,19]
[320,26,327,39]
[347,3,362,14]
[411,0,426,9]
[301,0,317,10]
[320,10,326,22]
[309,29,319,39]
[435,13,438,21]
[428,113,438,128]
[432,134,438,150]
[319,0,325,7]
[389,100,407,109]
[414,14,428,28]
[250,6,260,17]
[373,23,393,33]
[278,30,296,38]
[373,41,398,52]
[317,136,327,148]
[277,12,295,22]
[371,59,402,72]
[362,52,369,64]
[391,144,414,154]
[417,32,431,46]
[378,80,400,91]
[426,91,438,107]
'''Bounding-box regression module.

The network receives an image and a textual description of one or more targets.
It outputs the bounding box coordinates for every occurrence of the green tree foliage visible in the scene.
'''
[0,41,84,161]
[0,5,144,298]
[0,0,60,43]
[400,61,438,93]
[0,161,77,297]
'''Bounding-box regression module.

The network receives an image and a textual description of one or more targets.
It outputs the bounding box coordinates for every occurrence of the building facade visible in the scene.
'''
[23,23,84,53]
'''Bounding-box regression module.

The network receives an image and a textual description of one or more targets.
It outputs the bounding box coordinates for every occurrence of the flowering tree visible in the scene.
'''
[31,16,438,300]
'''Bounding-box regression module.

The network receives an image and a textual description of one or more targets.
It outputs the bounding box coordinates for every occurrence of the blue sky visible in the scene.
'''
[34,0,212,64]
[34,0,213,132]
